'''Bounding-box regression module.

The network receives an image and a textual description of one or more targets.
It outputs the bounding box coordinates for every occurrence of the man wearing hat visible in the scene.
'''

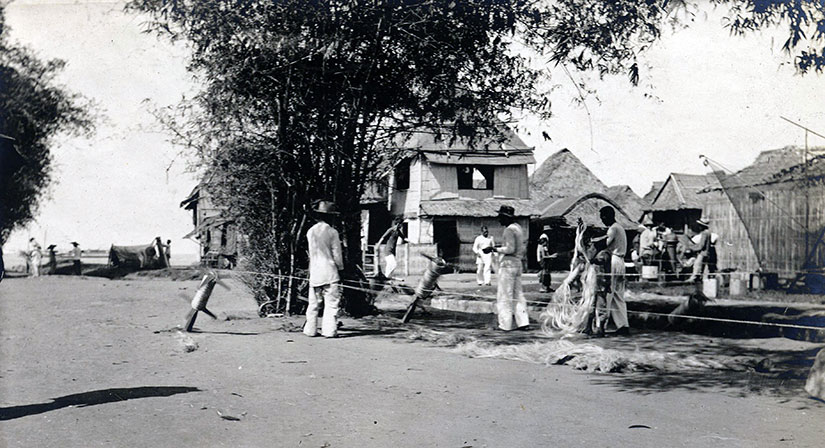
[685,218,711,283]
[377,216,407,278]
[489,205,529,331]
[28,237,42,277]
[70,241,82,275]
[472,225,495,286]
[638,214,658,266]
[304,200,345,338]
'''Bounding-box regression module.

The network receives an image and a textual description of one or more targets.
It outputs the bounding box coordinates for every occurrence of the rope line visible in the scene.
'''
[228,269,825,332]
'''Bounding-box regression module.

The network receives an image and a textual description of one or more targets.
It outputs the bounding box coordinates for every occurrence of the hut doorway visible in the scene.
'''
[433,219,460,263]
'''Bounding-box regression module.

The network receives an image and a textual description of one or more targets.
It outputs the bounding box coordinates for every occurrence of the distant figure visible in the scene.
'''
[70,241,82,275]
[591,206,629,336]
[472,226,494,286]
[304,200,344,338]
[684,219,711,283]
[1,244,5,283]
[28,238,42,277]
[377,217,407,278]
[47,244,58,274]
[490,205,529,331]
[536,226,556,293]
[165,239,172,266]
[638,215,658,266]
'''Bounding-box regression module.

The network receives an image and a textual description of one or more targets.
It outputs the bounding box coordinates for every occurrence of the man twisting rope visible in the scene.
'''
[591,206,630,336]
[489,205,530,331]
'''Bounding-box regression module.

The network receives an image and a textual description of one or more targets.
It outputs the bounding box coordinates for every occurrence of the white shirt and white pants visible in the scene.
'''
[472,234,494,285]
[495,223,529,331]
[601,223,628,330]
[304,221,344,338]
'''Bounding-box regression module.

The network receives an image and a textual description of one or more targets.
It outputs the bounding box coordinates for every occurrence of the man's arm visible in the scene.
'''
[472,236,481,255]
[331,229,344,271]
[496,228,516,255]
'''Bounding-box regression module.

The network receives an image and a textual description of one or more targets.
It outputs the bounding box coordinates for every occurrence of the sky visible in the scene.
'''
[4,0,825,254]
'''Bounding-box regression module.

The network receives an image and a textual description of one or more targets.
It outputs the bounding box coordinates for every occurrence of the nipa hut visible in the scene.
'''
[645,173,721,231]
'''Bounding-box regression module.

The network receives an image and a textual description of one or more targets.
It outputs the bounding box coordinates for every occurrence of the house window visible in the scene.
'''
[457,165,494,190]
[394,159,410,190]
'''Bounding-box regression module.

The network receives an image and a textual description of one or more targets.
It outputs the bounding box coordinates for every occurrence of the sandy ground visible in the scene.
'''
[1,276,824,448]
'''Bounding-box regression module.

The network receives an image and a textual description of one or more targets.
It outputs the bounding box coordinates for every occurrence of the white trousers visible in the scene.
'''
[304,282,341,338]
[476,254,492,285]
[496,259,529,331]
[384,254,397,278]
[598,254,628,329]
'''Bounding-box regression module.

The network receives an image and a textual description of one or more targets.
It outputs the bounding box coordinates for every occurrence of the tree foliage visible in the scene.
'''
[0,7,94,243]
[126,0,825,314]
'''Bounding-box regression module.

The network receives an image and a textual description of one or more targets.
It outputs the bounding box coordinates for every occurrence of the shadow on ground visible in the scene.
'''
[0,386,201,421]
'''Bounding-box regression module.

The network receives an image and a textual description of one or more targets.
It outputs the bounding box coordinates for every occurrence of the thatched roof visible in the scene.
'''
[529,148,607,203]
[700,146,825,191]
[604,185,648,222]
[537,193,639,230]
[643,181,664,203]
[647,173,720,211]
[418,198,538,218]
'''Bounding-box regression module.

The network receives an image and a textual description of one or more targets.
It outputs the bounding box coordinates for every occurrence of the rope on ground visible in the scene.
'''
[228,269,825,333]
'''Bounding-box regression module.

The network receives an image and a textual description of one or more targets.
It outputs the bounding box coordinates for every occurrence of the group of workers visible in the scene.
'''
[25,238,82,277]
[632,216,718,282]
[302,199,635,337]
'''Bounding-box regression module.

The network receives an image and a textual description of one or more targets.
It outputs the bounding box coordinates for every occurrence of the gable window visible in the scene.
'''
[394,159,410,190]
[457,165,494,190]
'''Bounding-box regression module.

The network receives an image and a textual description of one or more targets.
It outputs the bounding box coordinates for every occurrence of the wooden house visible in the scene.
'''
[180,182,240,268]
[361,126,538,274]
[698,147,825,280]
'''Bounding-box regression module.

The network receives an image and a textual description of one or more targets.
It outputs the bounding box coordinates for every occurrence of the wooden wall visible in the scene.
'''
[421,163,530,201]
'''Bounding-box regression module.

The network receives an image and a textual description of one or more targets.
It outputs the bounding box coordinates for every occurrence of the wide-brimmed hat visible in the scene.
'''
[312,200,339,215]
[695,218,709,228]
[70,241,79,246]
[641,215,654,226]
[47,244,57,249]
[542,224,551,231]
[496,205,515,218]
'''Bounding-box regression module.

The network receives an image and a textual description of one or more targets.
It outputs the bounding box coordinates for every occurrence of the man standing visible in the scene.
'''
[639,215,658,266]
[472,226,494,286]
[685,219,711,282]
[592,206,629,336]
[490,205,529,331]
[536,225,557,293]
[304,200,344,338]
[377,216,407,278]
[47,244,58,275]
[28,237,42,277]
[70,241,82,275]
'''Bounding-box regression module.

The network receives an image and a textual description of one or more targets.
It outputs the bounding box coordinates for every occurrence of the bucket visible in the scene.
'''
[729,278,745,296]
[749,273,762,291]
[641,265,658,280]
[703,277,719,298]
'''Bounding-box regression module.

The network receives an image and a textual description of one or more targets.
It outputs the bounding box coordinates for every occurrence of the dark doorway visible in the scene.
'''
[433,219,459,263]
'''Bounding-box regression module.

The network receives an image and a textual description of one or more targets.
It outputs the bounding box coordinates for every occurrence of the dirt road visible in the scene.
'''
[1,277,823,447]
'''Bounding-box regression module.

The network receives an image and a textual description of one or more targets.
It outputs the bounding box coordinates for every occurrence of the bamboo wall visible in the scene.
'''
[700,181,825,275]
[421,163,530,200]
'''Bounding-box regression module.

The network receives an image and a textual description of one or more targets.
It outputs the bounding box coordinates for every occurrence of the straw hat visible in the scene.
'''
[496,205,515,218]
[696,218,709,228]
[312,200,339,215]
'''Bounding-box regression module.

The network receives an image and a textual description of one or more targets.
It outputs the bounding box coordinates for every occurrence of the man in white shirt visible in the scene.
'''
[304,200,345,338]
[639,215,657,265]
[472,226,494,286]
[70,241,82,275]
[490,205,529,331]
[592,206,629,336]
[28,238,42,277]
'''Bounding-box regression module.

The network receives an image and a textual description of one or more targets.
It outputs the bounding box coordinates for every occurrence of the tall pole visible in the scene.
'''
[805,130,809,261]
